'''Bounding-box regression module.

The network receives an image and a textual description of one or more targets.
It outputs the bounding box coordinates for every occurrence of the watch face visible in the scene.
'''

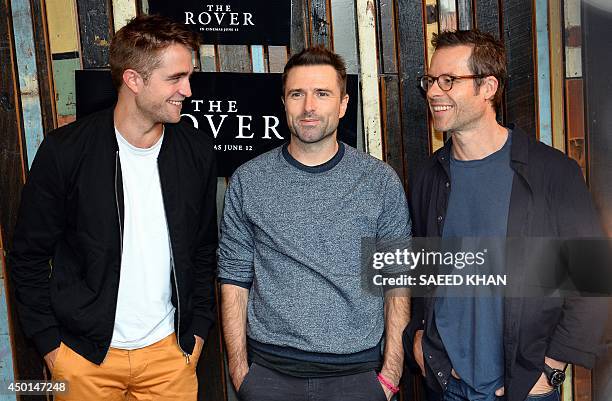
[550,371,565,387]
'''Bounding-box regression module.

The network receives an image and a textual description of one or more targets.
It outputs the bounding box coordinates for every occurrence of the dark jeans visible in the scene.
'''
[443,377,560,401]
[237,363,387,401]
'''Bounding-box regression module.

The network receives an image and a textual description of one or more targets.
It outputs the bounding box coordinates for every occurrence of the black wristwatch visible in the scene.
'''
[543,363,566,387]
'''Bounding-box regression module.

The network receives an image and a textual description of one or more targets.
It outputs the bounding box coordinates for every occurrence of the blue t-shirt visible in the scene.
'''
[435,132,513,398]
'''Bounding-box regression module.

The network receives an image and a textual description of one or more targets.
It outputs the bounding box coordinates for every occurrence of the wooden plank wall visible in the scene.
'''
[0,0,26,399]
[503,0,537,135]
[0,1,604,400]
[563,0,587,177]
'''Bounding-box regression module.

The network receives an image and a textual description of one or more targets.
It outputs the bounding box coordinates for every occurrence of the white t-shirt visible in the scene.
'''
[110,129,175,350]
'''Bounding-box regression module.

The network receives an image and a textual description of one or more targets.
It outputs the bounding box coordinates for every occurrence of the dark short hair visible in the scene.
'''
[282,46,347,96]
[432,30,507,109]
[109,15,199,90]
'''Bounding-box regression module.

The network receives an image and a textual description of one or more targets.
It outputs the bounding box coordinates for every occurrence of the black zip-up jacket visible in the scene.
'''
[10,107,218,364]
[403,126,607,401]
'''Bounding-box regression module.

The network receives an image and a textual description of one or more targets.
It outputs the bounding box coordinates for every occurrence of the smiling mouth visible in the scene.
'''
[167,100,183,107]
[431,105,453,112]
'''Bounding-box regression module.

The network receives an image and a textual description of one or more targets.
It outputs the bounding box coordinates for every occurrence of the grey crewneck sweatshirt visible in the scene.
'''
[218,142,411,356]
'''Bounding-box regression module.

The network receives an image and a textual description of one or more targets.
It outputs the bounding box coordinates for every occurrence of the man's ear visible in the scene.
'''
[482,76,499,104]
[122,69,142,94]
[338,94,349,119]
[281,96,286,109]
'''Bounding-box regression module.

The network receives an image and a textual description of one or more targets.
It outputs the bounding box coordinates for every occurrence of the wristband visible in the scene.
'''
[377,373,400,394]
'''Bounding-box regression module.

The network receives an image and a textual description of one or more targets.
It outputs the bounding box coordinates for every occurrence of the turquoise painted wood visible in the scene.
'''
[10,0,46,168]
[535,0,552,145]
[251,45,266,73]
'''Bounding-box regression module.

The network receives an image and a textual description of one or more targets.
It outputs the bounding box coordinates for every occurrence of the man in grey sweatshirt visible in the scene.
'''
[218,46,411,401]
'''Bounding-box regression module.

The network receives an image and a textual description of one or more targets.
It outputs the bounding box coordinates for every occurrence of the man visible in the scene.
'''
[10,15,217,400]
[218,47,410,401]
[403,30,607,401]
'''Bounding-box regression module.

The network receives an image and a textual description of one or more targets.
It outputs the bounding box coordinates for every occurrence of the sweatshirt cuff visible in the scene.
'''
[219,278,252,289]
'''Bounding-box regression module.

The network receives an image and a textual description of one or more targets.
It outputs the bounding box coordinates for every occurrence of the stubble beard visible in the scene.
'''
[290,115,335,145]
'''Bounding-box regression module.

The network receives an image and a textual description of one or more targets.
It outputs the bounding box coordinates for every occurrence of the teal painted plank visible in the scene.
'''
[11,0,45,167]
[535,0,552,145]
[251,45,266,73]
[52,57,80,117]
[0,257,17,401]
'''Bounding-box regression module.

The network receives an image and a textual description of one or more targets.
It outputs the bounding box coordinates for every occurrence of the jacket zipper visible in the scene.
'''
[115,152,123,255]
[158,166,190,364]
[106,151,123,365]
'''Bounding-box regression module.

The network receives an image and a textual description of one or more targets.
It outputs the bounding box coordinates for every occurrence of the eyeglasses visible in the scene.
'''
[419,74,487,92]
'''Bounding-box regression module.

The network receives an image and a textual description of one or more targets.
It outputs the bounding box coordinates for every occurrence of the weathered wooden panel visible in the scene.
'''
[291,0,308,53]
[112,0,137,31]
[0,0,26,258]
[46,0,80,54]
[46,0,81,127]
[30,0,57,133]
[457,0,473,30]
[52,57,80,126]
[376,0,403,178]
[502,0,536,136]
[574,366,592,401]
[381,76,405,187]
[564,0,582,78]
[199,45,217,72]
[0,249,17,401]
[331,0,358,74]
[396,0,430,183]
[564,79,585,173]
[11,0,46,167]
[267,46,288,73]
[534,0,552,145]
[356,0,382,160]
[217,45,251,73]
[548,0,565,152]
[250,45,267,73]
[377,0,397,74]
[309,0,331,47]
[331,0,362,151]
[562,364,574,401]
[76,0,113,68]
[438,0,457,32]
[473,0,499,38]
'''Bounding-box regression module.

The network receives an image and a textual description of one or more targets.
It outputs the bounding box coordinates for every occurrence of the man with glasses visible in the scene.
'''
[404,30,606,401]
[218,46,410,400]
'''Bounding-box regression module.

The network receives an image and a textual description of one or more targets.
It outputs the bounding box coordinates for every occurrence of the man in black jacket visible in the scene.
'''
[10,15,217,400]
[403,30,607,401]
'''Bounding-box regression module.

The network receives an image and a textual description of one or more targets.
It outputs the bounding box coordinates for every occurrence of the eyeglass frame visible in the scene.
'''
[419,74,489,92]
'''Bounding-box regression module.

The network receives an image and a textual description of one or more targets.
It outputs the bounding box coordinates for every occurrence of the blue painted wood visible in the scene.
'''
[251,45,266,73]
[535,0,552,145]
[0,255,17,401]
[10,0,45,168]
